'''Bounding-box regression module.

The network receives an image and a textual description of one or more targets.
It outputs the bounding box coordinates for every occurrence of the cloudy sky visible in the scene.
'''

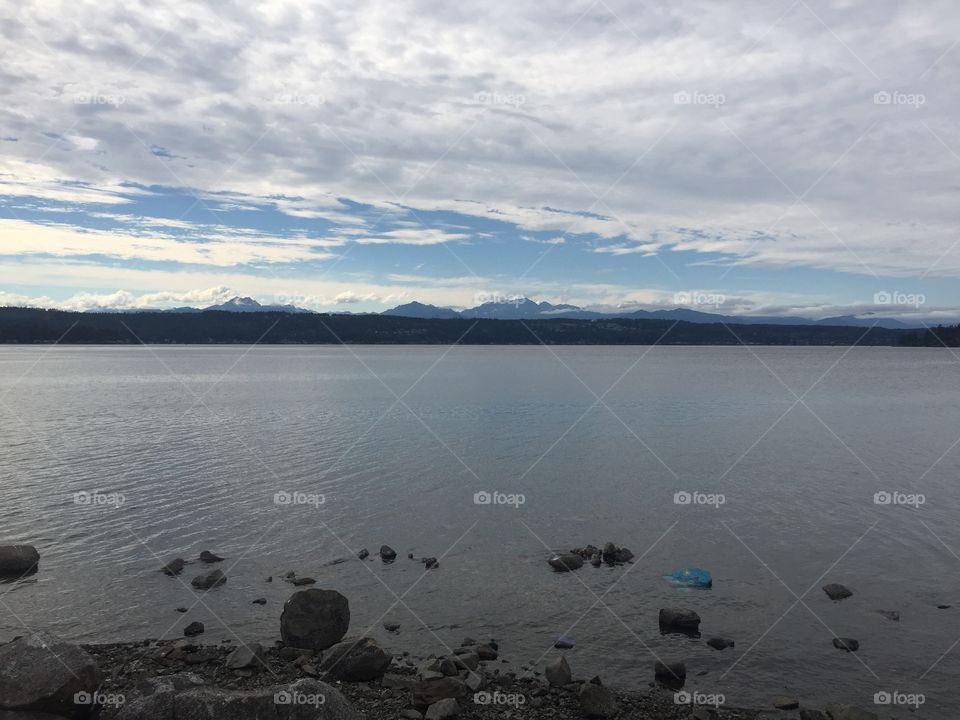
[1,0,958,319]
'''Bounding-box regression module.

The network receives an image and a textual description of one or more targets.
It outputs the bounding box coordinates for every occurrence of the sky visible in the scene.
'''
[1,0,958,320]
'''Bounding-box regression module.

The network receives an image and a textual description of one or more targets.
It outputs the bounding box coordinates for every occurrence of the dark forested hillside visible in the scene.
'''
[0,307,924,346]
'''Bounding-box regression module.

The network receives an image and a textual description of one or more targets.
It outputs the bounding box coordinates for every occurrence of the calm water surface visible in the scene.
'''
[1,345,958,716]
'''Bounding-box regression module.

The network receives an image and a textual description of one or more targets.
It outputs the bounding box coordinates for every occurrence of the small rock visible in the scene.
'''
[319,637,392,681]
[191,569,226,589]
[578,678,618,718]
[823,704,878,720]
[822,583,853,600]
[654,660,686,681]
[358,549,369,560]
[175,607,189,613]
[424,557,439,569]
[706,637,734,650]
[554,635,575,649]
[425,698,460,720]
[774,696,800,710]
[412,677,468,706]
[292,577,316,586]
[401,710,423,720]
[199,550,223,563]
[380,545,397,561]
[464,671,485,692]
[872,609,899,621]
[438,658,459,676]
[461,637,476,646]
[408,553,415,559]
[225,643,265,670]
[183,621,205,637]
[545,656,571,686]
[799,711,828,720]
[548,554,584,572]
[590,553,602,567]
[161,558,186,576]
[833,637,859,652]
[659,607,701,630]
[252,597,266,605]
[384,622,401,632]
[938,604,951,609]
[475,644,497,661]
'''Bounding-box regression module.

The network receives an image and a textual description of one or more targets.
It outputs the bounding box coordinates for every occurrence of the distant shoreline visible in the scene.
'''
[2,307,953,346]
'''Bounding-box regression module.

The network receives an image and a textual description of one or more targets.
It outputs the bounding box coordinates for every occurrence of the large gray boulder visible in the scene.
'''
[116,677,359,720]
[0,546,39,575]
[0,632,100,719]
[318,638,390,681]
[280,589,350,651]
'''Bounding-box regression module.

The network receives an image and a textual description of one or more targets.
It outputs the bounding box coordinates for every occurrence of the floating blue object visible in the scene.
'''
[665,567,713,588]
[554,634,575,649]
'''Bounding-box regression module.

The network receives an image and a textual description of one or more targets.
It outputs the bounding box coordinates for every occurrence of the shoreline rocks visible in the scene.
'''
[658,608,701,631]
[0,545,40,575]
[547,554,583,572]
[280,588,350,650]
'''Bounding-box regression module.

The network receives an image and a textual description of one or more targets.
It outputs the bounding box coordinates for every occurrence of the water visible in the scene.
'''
[1,345,958,716]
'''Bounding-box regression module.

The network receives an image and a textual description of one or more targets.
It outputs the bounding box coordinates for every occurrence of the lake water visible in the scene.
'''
[1,345,958,717]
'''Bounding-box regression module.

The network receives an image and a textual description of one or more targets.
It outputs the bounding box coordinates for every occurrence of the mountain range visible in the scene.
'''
[84,295,925,329]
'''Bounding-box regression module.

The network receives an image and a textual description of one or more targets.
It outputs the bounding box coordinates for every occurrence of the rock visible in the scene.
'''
[799,711,829,720]
[824,705,878,720]
[653,660,686,681]
[0,632,100,719]
[423,557,439,569]
[225,643,265,670]
[425,698,459,720]
[548,554,583,572]
[380,545,397,561]
[822,583,853,600]
[544,656,571,686]
[382,674,416,690]
[937,604,951,609]
[183,621,205,637]
[384,622,401,633]
[590,554,601,567]
[175,607,188,613]
[774,696,800,710]
[252,598,266,605]
[659,608,701,630]
[279,646,313,661]
[292,577,316,586]
[461,637,476,646]
[318,638,391,681]
[191,569,226,589]
[161,558,186,576]
[438,659,459,676]
[412,678,468,707]
[578,679,617,718]
[872,609,899,621]
[475,644,497,661]
[832,637,859,652]
[199,550,223,563]
[464,672,485,692]
[554,635,574,649]
[400,711,423,720]
[280,588,350,651]
[115,676,360,720]
[706,637,734,650]
[0,545,40,575]
[358,549,369,560]
[185,649,219,664]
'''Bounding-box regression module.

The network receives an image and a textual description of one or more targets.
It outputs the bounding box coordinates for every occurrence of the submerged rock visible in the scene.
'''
[658,608,701,630]
[0,545,39,575]
[199,550,223,563]
[706,637,734,650]
[872,609,900,621]
[380,545,397,562]
[822,583,853,600]
[183,621,204,637]
[280,588,350,650]
[548,554,584,572]
[160,558,186,576]
[654,660,686,681]
[191,569,226,589]
[357,549,369,560]
[292,577,316,586]
[833,637,859,652]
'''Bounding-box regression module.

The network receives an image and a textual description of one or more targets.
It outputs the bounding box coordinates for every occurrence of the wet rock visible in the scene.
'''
[548,554,584,572]
[252,598,266,605]
[160,558,186,576]
[384,622,401,633]
[554,635,574,649]
[400,710,423,720]
[452,652,479,671]
[183,622,205,637]
[292,577,316,586]
[872,610,899,621]
[423,557,439,569]
[412,678,468,707]
[659,608,701,630]
[438,659,459,676]
[460,638,476,646]
[590,554,602,567]
[115,676,359,720]
[578,678,618,718]
[774,696,800,710]
[0,545,39,576]
[654,660,686,681]
[380,545,397,562]
[0,632,100,719]
[280,589,350,651]
[937,604,951,609]
[832,637,859,652]
[706,637,734,650]
[822,583,853,601]
[319,638,391,681]
[545,656,571,686]
[424,698,459,720]
[184,649,219,665]
[175,607,188,613]
[475,644,497,661]
[191,569,226,589]
[823,704,878,720]
[225,643,265,670]
[199,550,223,563]
[358,549,369,560]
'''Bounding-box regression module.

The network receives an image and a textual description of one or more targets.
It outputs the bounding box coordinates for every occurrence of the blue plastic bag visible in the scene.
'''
[665,567,713,588]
